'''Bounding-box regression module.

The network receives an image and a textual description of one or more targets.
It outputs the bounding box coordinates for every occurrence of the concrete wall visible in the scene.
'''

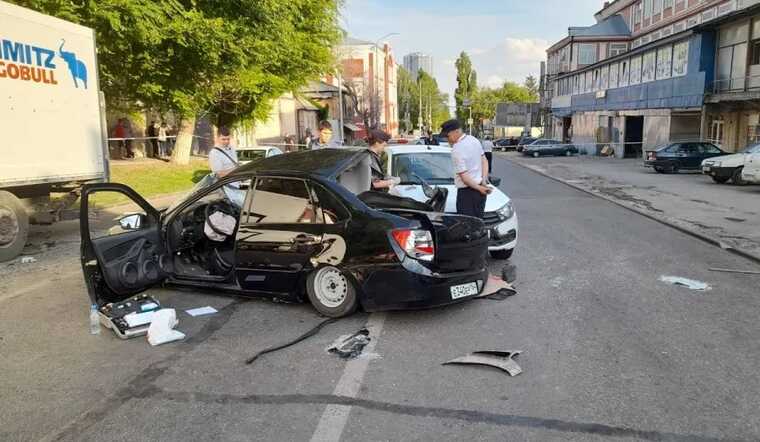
[669,114,701,142]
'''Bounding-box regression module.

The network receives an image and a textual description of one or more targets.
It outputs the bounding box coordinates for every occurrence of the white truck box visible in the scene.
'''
[0,1,108,261]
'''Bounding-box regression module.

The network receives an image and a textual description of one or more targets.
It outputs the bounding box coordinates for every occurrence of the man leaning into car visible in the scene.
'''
[441,119,491,219]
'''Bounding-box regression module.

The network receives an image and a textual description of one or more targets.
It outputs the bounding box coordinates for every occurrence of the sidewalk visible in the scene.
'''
[501,152,760,262]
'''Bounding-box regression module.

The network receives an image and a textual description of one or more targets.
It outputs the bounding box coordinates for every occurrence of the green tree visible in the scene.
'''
[397,67,450,134]
[470,81,537,133]
[454,52,477,122]
[15,0,341,164]
[524,75,539,99]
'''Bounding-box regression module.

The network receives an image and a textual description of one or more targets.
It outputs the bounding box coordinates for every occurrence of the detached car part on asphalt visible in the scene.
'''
[80,149,491,321]
[443,350,523,376]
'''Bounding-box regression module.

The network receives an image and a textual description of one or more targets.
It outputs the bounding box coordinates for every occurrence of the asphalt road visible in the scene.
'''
[2,156,760,441]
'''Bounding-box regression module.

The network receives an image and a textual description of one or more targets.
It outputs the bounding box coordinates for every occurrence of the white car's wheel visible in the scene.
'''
[306,266,358,317]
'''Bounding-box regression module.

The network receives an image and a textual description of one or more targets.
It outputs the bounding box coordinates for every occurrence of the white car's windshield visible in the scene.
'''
[392,153,455,185]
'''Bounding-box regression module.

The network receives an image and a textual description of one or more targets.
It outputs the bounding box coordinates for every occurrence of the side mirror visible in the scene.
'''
[489,176,502,187]
[118,213,145,231]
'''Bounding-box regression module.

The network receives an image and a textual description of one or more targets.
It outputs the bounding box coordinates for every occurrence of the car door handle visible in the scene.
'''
[292,234,319,246]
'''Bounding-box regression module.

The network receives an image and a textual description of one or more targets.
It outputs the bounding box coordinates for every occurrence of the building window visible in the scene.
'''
[600,65,609,90]
[653,0,662,16]
[634,2,642,25]
[578,44,597,65]
[609,43,628,57]
[630,55,642,84]
[752,40,760,65]
[585,71,593,93]
[664,0,673,9]
[672,41,689,76]
[656,45,672,79]
[620,60,629,87]
[644,0,652,20]
[642,50,656,82]
[609,63,619,88]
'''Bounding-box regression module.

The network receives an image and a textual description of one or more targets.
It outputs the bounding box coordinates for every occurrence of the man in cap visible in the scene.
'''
[441,119,491,219]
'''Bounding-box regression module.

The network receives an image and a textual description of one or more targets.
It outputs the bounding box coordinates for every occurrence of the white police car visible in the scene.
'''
[386,145,518,259]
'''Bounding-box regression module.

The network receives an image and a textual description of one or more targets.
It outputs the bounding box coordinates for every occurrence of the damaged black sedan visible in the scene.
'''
[81,149,489,322]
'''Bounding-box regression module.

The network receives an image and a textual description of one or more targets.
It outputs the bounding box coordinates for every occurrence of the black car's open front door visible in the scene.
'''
[80,183,167,307]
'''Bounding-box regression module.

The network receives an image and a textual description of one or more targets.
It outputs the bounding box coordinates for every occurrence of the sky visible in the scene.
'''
[341,0,604,103]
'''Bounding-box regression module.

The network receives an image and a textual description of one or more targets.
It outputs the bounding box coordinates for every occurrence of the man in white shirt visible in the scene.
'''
[209,126,238,178]
[481,136,494,173]
[440,119,491,219]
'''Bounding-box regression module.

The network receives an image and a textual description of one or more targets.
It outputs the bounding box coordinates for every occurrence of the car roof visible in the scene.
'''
[387,145,452,155]
[230,148,368,179]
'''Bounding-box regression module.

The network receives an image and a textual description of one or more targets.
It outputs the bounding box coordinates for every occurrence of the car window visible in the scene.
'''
[239,150,266,162]
[662,144,679,153]
[249,177,316,224]
[700,144,721,154]
[391,153,455,184]
[311,183,350,224]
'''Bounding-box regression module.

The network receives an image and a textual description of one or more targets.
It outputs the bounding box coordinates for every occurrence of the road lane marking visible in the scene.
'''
[310,313,386,442]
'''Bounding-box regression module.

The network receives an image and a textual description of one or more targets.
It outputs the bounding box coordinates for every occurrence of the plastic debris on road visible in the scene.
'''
[186,306,218,317]
[245,318,337,365]
[660,276,711,291]
[20,256,36,264]
[327,329,371,359]
[476,274,517,301]
[443,351,523,376]
[147,309,185,346]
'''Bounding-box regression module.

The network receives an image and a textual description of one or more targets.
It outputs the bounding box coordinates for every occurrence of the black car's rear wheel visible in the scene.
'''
[654,166,665,173]
[732,167,747,186]
[306,265,358,318]
[532,151,540,158]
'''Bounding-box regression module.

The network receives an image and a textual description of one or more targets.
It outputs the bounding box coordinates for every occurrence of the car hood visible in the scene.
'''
[702,152,748,166]
[391,184,511,213]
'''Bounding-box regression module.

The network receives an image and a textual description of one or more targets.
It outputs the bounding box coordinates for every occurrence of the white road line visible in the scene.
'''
[0,269,80,304]
[310,313,387,442]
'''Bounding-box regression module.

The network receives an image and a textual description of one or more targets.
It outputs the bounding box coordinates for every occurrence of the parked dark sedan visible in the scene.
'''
[644,142,725,173]
[494,137,518,151]
[522,139,579,157]
[80,149,490,323]
[516,136,537,152]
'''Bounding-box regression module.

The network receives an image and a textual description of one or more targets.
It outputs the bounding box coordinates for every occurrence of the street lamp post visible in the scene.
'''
[373,32,399,130]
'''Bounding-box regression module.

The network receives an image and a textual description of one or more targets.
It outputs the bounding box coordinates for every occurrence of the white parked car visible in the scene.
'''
[742,147,760,184]
[386,145,518,259]
[702,143,760,185]
[237,146,283,165]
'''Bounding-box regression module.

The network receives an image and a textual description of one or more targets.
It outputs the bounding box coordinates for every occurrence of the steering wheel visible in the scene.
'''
[204,202,236,237]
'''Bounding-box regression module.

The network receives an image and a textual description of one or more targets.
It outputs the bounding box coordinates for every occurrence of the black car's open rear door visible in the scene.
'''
[80,183,167,308]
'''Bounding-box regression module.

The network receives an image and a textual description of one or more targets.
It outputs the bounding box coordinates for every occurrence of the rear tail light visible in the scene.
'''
[648,152,656,160]
[391,229,435,262]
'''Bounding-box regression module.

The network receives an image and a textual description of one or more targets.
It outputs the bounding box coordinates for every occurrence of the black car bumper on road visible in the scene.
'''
[701,165,734,179]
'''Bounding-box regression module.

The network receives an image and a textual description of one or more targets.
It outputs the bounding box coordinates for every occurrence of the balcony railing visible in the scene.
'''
[710,75,760,95]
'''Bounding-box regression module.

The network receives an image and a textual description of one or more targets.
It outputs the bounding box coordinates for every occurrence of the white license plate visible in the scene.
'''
[703,166,711,172]
[450,282,478,300]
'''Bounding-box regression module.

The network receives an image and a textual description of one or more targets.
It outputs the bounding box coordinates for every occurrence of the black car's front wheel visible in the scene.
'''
[306,266,358,318]
[532,151,540,158]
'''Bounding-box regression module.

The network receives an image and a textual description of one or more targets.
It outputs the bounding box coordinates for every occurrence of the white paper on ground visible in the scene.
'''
[147,309,185,346]
[660,276,711,291]
[124,311,156,328]
[185,306,218,317]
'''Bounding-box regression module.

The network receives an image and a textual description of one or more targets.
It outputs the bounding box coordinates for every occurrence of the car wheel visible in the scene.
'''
[0,191,29,262]
[732,167,747,186]
[306,265,358,318]
[712,175,730,184]
[489,248,513,260]
[654,166,665,174]
[533,151,540,158]
[565,149,572,156]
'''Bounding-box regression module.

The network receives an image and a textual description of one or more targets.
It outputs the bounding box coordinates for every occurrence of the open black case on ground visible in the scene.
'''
[98,294,161,339]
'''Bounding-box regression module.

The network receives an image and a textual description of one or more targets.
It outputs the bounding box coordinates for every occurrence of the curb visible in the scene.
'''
[502,155,760,266]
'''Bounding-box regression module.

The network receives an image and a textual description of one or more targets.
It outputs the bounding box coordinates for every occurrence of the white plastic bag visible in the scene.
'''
[147,309,185,346]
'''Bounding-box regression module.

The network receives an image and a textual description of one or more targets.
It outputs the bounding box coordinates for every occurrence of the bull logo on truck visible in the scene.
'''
[58,39,87,89]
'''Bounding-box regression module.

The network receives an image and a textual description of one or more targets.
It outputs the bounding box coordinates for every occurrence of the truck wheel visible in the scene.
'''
[0,191,29,262]
[732,167,747,186]
[306,266,358,318]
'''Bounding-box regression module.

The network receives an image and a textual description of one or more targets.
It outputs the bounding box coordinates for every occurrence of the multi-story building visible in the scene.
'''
[403,52,434,77]
[543,0,760,158]
[332,37,399,137]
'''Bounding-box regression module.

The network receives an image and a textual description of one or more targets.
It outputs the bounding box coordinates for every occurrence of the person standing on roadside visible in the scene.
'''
[440,119,491,219]
[310,120,341,149]
[158,122,169,158]
[481,136,494,173]
[147,120,158,158]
